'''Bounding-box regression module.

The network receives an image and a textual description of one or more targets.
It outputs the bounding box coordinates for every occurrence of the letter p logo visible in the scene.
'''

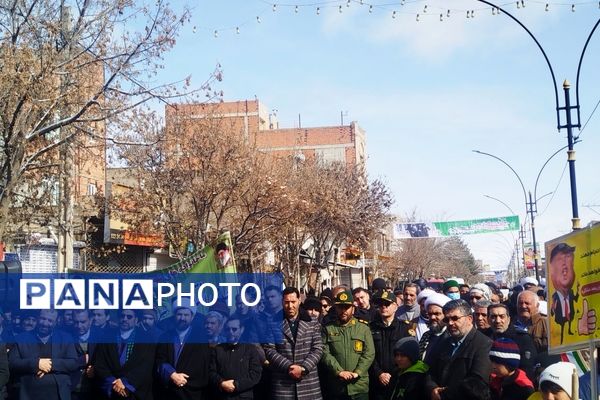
[20,279,51,309]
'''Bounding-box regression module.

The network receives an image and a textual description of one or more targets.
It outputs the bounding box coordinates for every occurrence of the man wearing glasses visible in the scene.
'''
[425,299,492,400]
[369,290,411,400]
[209,317,262,399]
[94,309,156,400]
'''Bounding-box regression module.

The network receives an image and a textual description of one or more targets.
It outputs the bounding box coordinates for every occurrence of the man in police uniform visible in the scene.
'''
[321,289,375,400]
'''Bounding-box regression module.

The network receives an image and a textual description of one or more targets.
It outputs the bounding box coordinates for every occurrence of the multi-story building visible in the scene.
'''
[165,99,367,170]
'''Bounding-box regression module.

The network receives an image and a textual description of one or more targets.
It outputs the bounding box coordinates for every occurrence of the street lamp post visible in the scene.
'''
[483,194,526,280]
[474,0,600,231]
[474,148,565,283]
[528,191,540,283]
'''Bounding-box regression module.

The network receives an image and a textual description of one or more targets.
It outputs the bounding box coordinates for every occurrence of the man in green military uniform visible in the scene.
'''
[321,289,375,400]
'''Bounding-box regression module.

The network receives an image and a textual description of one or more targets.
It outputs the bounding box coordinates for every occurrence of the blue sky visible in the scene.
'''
[156,0,600,270]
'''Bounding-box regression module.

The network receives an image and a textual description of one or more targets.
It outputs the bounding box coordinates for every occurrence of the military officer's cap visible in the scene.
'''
[335,289,354,305]
[373,290,395,306]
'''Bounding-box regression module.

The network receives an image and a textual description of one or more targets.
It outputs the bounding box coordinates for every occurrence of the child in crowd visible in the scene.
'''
[388,337,429,400]
[489,338,535,400]
[537,361,579,400]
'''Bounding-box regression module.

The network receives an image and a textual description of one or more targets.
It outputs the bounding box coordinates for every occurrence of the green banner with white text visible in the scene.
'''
[393,216,520,238]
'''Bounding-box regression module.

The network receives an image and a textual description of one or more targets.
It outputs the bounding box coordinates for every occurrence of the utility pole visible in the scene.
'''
[57,3,74,273]
[519,224,526,277]
[528,192,540,283]
[561,80,580,230]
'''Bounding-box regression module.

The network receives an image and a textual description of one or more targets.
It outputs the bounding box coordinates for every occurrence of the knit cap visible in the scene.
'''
[539,361,577,395]
[393,337,420,363]
[489,337,521,369]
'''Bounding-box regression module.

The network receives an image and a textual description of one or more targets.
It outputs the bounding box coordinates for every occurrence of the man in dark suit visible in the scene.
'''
[264,286,323,400]
[94,309,156,400]
[9,309,79,400]
[209,317,262,399]
[156,299,211,399]
[425,299,492,400]
[71,309,112,400]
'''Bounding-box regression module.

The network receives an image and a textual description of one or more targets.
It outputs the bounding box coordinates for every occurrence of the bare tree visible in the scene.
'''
[113,108,297,263]
[0,0,214,242]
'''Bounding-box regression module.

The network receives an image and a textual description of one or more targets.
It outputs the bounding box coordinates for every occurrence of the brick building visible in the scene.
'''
[165,99,367,170]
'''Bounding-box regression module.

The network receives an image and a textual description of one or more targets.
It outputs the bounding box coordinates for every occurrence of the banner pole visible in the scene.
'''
[590,341,597,400]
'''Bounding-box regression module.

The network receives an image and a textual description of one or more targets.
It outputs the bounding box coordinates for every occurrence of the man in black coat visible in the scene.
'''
[487,303,537,381]
[156,300,212,400]
[369,290,411,400]
[9,309,79,400]
[94,309,156,400]
[209,317,262,399]
[353,287,378,323]
[419,293,451,366]
[71,309,110,400]
[425,299,492,400]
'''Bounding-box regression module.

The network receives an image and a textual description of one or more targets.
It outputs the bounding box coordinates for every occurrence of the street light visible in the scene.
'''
[474,0,599,231]
[473,147,565,283]
[483,194,526,279]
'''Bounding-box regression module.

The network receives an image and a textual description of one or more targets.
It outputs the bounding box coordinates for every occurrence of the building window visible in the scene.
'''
[87,183,97,196]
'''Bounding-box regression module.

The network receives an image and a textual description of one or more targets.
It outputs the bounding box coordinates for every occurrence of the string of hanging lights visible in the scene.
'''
[199,0,599,38]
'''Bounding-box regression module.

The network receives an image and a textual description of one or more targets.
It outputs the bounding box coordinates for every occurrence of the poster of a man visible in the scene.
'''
[549,243,579,344]
[545,225,600,352]
[215,241,232,268]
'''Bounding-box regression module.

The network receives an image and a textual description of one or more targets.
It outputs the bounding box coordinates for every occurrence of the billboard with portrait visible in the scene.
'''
[545,223,600,354]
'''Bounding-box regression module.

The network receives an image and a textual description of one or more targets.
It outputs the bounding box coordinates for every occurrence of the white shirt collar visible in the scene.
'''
[120,328,134,340]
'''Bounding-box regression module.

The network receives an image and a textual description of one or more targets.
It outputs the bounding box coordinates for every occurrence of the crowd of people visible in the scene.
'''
[0,276,592,400]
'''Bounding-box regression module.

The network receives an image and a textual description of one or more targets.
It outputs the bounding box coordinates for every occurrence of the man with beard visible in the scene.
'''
[157,299,211,399]
[265,287,323,400]
[321,289,374,400]
[425,299,492,400]
[418,293,450,365]
[9,309,79,400]
[94,310,156,400]
[514,290,548,353]
[140,309,163,342]
[321,285,350,325]
[204,311,226,345]
[369,290,411,400]
[487,304,537,380]
[412,289,435,341]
